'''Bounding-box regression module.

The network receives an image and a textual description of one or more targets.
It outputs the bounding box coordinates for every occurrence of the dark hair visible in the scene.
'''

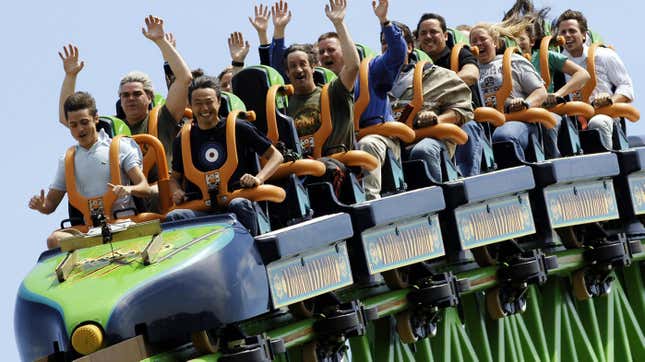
[192,68,206,78]
[283,43,318,71]
[188,76,220,104]
[502,0,535,22]
[416,13,447,34]
[555,9,588,34]
[64,91,97,120]
[317,32,339,43]
[394,21,414,46]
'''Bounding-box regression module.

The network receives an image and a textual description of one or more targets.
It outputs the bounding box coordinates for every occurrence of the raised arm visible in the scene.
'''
[249,4,271,46]
[228,32,251,76]
[142,15,192,122]
[271,0,291,40]
[58,44,85,127]
[326,0,359,91]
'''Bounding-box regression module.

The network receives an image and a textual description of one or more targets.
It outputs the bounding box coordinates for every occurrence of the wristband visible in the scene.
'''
[382,20,391,27]
[231,60,245,67]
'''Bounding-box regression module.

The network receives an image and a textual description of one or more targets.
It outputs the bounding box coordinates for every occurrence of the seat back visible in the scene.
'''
[218,91,247,119]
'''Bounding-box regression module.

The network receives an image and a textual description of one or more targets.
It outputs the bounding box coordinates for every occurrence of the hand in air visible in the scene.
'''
[272,0,292,29]
[249,4,271,33]
[28,189,46,213]
[142,15,166,43]
[58,44,84,76]
[240,174,262,188]
[372,0,388,23]
[325,0,347,24]
[165,32,176,48]
[228,32,250,63]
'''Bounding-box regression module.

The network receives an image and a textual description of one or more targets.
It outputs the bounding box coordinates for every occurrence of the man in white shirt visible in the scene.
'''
[556,9,634,149]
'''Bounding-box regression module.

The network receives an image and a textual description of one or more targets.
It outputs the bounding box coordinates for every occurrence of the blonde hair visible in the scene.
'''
[118,71,154,98]
[471,18,534,50]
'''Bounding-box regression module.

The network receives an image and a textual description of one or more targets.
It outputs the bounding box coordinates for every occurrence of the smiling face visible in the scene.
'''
[189,87,220,129]
[517,30,534,54]
[417,19,448,58]
[67,109,99,149]
[119,81,152,124]
[470,28,496,64]
[317,37,343,75]
[558,19,586,57]
[286,50,316,95]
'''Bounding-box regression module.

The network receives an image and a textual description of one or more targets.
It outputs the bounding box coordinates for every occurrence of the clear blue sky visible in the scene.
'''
[2,0,641,359]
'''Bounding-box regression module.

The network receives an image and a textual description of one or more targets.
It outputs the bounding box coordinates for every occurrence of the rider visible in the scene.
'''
[556,9,634,149]
[57,15,193,167]
[166,76,283,236]
[29,92,153,249]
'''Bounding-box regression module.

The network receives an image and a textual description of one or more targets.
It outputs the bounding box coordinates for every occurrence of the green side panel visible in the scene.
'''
[314,66,338,85]
[20,222,235,335]
[356,43,376,60]
[154,93,166,108]
[588,30,604,44]
[412,48,433,63]
[220,91,247,112]
[448,28,470,45]
[247,65,287,109]
[99,116,132,136]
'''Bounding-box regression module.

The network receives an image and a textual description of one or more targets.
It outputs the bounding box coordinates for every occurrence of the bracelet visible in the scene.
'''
[381,20,391,27]
[231,60,244,67]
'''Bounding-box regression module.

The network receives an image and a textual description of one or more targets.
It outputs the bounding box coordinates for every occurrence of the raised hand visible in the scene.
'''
[372,0,388,23]
[142,15,165,43]
[325,0,347,24]
[228,32,250,63]
[271,0,292,29]
[58,44,84,76]
[28,189,46,213]
[249,4,271,33]
[165,32,176,48]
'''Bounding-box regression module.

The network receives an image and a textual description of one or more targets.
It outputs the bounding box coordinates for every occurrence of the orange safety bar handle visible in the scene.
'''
[505,108,557,129]
[474,107,505,127]
[581,43,603,103]
[353,57,372,130]
[413,123,469,145]
[221,184,286,206]
[494,47,519,113]
[265,84,295,144]
[595,103,640,122]
[133,134,172,213]
[358,122,416,143]
[548,101,595,119]
[313,83,334,159]
[328,150,379,171]
[268,159,327,181]
[149,105,193,139]
[450,44,465,73]
[402,61,428,128]
[65,136,123,226]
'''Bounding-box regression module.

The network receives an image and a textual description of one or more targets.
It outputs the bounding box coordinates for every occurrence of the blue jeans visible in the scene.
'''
[492,121,540,161]
[409,138,446,182]
[166,198,258,236]
[544,114,562,159]
[455,121,485,177]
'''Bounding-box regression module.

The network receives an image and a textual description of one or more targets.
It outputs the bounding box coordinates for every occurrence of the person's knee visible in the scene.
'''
[492,126,520,143]
[410,138,442,161]
[46,233,61,249]
[358,136,386,161]
[588,115,613,131]
[228,198,254,213]
[166,209,193,221]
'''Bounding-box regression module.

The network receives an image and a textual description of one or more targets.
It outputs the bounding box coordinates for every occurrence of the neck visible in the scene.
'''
[294,83,317,95]
[570,46,584,57]
[80,136,99,150]
[197,117,219,130]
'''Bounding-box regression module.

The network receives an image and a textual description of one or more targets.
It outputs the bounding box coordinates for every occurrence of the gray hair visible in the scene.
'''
[118,71,154,98]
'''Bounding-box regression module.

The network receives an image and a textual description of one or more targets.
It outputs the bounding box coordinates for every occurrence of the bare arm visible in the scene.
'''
[526,86,547,108]
[458,63,479,86]
[554,60,590,99]
[240,145,284,188]
[326,0,360,91]
[271,0,292,39]
[143,15,192,122]
[29,189,65,215]
[249,4,271,45]
[58,44,85,127]
[169,171,187,204]
[228,32,251,75]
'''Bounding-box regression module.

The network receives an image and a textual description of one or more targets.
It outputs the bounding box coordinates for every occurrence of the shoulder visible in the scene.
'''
[458,47,478,65]
[329,77,351,95]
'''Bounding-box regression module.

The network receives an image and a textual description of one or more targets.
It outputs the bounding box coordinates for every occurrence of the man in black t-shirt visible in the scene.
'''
[166,76,283,235]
